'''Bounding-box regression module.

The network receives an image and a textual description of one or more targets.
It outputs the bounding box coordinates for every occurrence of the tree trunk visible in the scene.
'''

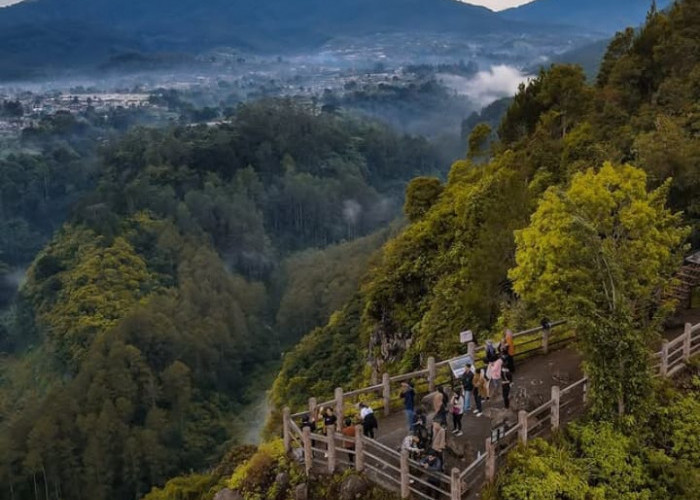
[42,465,49,500]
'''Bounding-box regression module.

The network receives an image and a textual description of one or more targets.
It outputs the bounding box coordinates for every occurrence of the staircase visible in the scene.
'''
[668,252,700,308]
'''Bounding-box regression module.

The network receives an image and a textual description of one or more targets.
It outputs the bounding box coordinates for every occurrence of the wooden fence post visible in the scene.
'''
[542,327,550,354]
[518,410,528,445]
[400,449,410,499]
[661,340,670,377]
[355,425,364,472]
[427,357,436,393]
[308,397,317,421]
[383,373,391,416]
[302,427,313,475]
[335,387,344,425]
[550,386,560,431]
[484,437,496,482]
[684,323,692,361]
[327,424,336,473]
[451,467,461,500]
[283,407,291,453]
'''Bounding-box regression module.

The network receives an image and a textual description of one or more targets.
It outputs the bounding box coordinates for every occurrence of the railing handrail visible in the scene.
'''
[283,319,700,500]
[560,377,587,395]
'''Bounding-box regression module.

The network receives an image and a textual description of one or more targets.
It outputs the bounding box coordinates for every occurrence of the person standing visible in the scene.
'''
[323,407,337,431]
[504,329,515,357]
[501,354,514,409]
[488,354,503,400]
[450,387,464,436]
[430,419,446,465]
[400,381,416,430]
[472,370,486,417]
[322,407,338,458]
[433,386,448,425]
[501,345,515,374]
[460,362,474,413]
[359,403,378,438]
[484,340,499,400]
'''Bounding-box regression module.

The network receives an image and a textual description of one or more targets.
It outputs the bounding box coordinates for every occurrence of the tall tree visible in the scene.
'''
[509,163,688,419]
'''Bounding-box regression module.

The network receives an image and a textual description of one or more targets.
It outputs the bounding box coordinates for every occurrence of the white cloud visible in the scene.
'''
[459,0,534,12]
[439,65,530,108]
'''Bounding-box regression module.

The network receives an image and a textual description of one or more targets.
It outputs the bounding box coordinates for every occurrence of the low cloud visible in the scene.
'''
[439,65,530,108]
[342,199,363,226]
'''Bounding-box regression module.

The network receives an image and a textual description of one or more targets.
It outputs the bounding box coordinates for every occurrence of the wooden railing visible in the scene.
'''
[282,321,700,499]
[290,320,570,422]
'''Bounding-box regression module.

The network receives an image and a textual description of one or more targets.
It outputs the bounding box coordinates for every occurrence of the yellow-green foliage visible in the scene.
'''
[26,225,158,367]
[510,163,688,418]
[488,385,700,500]
[494,440,590,500]
[510,163,688,321]
[271,0,700,417]
[361,155,530,371]
[228,440,304,500]
[142,474,217,500]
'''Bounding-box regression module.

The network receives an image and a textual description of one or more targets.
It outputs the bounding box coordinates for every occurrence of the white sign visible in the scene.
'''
[459,330,474,344]
[448,354,474,379]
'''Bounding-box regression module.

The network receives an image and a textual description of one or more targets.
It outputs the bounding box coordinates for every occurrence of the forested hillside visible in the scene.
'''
[271,0,700,413]
[144,2,700,499]
[0,100,444,500]
[3,1,700,499]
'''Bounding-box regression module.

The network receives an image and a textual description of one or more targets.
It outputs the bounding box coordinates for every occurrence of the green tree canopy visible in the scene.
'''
[510,163,688,418]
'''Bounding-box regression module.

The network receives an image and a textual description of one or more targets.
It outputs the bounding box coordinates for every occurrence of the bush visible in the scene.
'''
[228,440,305,500]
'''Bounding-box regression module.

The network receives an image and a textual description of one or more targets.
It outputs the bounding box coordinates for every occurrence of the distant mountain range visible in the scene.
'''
[501,0,672,35]
[0,0,524,78]
[0,0,670,80]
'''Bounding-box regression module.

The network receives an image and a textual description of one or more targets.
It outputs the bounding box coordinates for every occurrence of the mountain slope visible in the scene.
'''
[0,0,537,77]
[501,0,672,34]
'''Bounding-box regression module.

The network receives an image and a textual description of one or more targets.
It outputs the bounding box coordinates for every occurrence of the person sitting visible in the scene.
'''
[420,450,444,499]
[341,417,357,464]
[401,434,423,460]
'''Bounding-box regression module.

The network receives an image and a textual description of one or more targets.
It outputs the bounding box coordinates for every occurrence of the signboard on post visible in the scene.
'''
[491,420,507,443]
[459,330,474,344]
[448,354,474,378]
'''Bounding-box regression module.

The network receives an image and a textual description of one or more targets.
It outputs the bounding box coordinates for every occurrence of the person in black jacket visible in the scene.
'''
[460,363,474,413]
[500,355,514,410]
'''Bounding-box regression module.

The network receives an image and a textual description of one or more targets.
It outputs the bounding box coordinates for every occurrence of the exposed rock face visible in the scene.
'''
[339,475,370,500]
[213,488,243,500]
[294,483,308,500]
[275,472,290,491]
[368,324,413,372]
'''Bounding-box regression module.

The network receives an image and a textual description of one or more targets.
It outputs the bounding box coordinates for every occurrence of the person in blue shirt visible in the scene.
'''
[400,381,416,430]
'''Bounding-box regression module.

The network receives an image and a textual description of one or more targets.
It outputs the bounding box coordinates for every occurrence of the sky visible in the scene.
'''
[461,0,533,10]
[0,0,534,10]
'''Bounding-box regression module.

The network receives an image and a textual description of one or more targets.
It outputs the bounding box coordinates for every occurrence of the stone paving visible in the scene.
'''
[372,346,584,473]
